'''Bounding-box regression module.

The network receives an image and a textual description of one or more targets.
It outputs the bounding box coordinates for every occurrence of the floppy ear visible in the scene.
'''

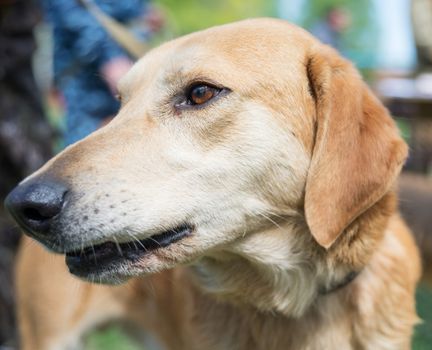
[304,46,408,249]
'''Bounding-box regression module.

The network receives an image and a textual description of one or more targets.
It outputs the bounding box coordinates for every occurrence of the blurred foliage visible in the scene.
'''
[151,0,378,69]
[154,0,276,35]
[86,326,143,350]
[396,119,412,143]
[413,284,432,350]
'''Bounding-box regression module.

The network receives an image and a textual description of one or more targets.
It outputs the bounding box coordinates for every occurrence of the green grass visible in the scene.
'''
[85,326,143,350]
[413,284,432,350]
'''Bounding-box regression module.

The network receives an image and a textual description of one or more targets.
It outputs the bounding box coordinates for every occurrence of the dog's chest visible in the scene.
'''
[182,295,354,350]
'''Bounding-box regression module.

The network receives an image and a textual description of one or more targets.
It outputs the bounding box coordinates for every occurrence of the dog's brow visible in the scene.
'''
[163,68,226,93]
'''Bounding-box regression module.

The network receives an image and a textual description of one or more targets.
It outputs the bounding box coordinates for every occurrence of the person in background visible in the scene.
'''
[310,6,351,53]
[42,0,163,146]
[0,0,54,347]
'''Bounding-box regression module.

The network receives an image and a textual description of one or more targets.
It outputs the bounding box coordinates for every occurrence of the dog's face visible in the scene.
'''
[6,19,407,284]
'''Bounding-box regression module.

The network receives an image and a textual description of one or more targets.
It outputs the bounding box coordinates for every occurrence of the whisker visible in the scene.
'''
[259,213,289,234]
[91,244,97,263]
[265,210,301,229]
[113,237,124,256]
[80,236,84,255]
[148,237,162,247]
[128,232,148,252]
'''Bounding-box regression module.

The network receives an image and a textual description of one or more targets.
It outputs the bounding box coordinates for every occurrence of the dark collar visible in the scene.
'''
[318,270,361,295]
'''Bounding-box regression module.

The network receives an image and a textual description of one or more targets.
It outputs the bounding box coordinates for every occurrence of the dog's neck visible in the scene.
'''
[189,223,345,317]
[189,194,394,318]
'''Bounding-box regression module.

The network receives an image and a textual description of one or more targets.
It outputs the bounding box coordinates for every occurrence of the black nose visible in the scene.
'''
[4,181,68,236]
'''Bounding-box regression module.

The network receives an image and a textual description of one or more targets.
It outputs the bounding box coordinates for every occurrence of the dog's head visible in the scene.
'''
[5,19,407,284]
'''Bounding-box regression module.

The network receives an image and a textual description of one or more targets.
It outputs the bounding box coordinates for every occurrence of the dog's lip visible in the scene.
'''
[65,224,193,277]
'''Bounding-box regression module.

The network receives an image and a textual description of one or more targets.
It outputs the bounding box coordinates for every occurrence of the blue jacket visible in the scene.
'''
[43,0,148,145]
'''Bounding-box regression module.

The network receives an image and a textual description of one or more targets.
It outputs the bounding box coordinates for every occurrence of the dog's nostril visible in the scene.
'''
[5,180,69,235]
[22,207,52,222]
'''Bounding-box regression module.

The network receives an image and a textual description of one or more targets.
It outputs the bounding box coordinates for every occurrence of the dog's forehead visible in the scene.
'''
[120,19,314,93]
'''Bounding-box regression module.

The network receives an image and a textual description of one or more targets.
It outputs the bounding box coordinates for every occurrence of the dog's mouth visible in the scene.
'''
[65,224,193,278]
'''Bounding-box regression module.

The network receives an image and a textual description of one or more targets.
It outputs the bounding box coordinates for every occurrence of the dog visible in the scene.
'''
[6,18,421,350]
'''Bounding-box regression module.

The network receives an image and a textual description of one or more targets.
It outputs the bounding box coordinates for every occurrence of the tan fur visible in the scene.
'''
[15,19,420,350]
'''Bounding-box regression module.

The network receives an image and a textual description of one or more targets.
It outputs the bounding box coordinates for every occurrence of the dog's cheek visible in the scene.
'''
[224,104,310,211]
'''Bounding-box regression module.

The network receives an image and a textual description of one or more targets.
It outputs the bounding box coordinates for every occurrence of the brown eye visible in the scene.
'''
[187,84,218,105]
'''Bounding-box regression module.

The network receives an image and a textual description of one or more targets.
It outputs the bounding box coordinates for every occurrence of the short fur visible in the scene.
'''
[14,19,420,350]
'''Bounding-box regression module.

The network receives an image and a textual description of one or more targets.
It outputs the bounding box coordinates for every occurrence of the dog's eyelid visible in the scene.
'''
[186,80,223,90]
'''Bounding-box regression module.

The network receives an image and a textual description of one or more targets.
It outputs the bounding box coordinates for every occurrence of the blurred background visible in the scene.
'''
[1,0,431,349]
